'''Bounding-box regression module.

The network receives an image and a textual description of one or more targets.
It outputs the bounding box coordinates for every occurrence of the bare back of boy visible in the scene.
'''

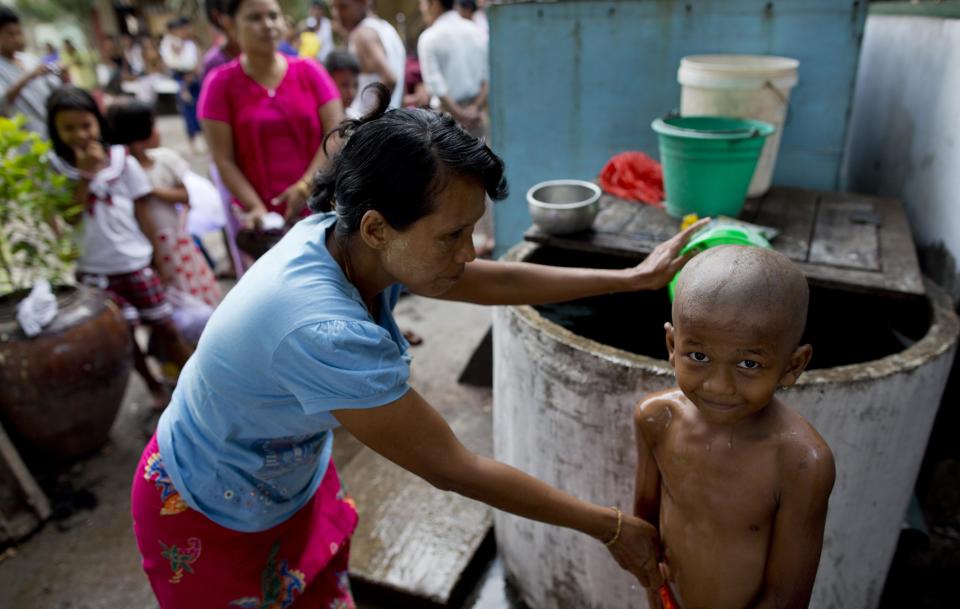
[634,246,835,609]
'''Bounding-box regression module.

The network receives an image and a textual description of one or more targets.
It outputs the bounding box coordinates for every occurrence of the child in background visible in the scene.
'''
[46,87,193,409]
[106,100,221,348]
[324,50,359,117]
[634,246,835,609]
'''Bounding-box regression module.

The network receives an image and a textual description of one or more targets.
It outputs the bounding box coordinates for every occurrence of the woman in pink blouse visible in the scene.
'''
[199,0,344,227]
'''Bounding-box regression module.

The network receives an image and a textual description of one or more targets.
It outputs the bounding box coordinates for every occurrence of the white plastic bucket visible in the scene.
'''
[678,54,799,197]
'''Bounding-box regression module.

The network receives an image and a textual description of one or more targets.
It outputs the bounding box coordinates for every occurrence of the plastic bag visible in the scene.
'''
[184,171,226,235]
[16,279,57,337]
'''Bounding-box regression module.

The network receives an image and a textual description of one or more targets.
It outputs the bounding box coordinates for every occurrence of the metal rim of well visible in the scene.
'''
[503,241,960,386]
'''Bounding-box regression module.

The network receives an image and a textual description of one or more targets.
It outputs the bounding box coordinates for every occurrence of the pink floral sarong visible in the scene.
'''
[131,434,358,609]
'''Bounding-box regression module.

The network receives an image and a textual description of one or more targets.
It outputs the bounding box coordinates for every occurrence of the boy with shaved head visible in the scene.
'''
[634,246,835,609]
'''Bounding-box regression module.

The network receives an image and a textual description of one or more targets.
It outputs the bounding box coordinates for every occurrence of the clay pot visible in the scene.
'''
[0,284,132,463]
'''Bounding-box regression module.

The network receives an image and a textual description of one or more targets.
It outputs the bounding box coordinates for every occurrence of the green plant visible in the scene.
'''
[0,115,82,295]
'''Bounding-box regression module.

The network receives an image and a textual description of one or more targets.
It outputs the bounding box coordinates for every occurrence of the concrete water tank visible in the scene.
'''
[492,243,958,609]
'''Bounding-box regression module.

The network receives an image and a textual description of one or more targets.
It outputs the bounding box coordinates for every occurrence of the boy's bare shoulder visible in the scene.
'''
[634,388,684,418]
[774,401,836,497]
[634,388,687,442]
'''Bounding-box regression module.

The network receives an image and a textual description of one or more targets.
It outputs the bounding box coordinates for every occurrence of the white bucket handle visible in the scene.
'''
[763,80,789,105]
[764,80,792,128]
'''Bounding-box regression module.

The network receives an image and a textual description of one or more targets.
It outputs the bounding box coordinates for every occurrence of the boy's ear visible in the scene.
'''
[664,322,676,368]
[778,344,813,387]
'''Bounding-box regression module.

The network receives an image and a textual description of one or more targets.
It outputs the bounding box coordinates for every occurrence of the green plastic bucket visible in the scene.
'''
[652,116,775,218]
[667,222,773,301]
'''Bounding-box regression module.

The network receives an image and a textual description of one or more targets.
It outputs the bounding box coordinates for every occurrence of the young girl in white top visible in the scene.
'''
[45,86,192,409]
[106,100,222,351]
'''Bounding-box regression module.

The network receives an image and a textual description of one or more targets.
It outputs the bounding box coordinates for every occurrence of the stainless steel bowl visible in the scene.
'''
[527,180,601,235]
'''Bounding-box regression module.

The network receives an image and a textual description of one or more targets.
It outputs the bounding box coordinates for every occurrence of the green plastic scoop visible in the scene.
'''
[668,221,773,302]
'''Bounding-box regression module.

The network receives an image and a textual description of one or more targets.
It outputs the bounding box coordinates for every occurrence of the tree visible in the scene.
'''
[14,0,91,24]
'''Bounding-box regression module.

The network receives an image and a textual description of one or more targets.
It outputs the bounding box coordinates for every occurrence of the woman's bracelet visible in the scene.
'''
[604,506,623,547]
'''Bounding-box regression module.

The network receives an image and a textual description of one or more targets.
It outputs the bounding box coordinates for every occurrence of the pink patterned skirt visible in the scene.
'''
[131,434,359,609]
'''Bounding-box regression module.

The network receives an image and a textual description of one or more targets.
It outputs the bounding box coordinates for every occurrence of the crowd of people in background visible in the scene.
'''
[3,0,492,156]
[0,0,492,405]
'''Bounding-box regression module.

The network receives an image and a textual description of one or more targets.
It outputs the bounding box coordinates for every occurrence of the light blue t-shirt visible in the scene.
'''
[156,213,411,532]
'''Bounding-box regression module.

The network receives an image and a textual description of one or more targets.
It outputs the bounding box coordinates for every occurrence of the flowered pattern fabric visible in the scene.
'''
[228,542,305,608]
[160,537,202,583]
[144,451,189,516]
[131,433,359,609]
[329,570,356,609]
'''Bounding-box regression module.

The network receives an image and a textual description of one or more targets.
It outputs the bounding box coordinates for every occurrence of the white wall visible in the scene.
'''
[845,15,960,302]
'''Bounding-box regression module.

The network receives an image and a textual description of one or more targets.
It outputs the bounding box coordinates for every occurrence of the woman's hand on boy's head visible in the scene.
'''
[624,218,711,292]
[608,514,664,589]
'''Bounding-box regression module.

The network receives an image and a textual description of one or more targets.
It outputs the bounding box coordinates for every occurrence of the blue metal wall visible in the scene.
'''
[488,0,868,255]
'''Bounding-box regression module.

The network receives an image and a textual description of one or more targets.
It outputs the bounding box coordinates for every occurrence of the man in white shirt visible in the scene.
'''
[331,0,406,116]
[159,17,199,75]
[0,7,67,137]
[418,0,493,254]
[457,0,488,41]
[159,17,202,153]
[417,0,488,133]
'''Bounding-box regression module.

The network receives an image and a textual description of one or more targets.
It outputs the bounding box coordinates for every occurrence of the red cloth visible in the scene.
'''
[599,151,664,206]
[132,434,359,609]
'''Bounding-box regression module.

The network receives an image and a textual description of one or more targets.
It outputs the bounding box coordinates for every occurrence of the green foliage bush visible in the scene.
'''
[0,115,81,295]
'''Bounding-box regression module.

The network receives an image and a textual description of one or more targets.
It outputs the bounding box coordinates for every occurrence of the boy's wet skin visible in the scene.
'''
[634,246,836,609]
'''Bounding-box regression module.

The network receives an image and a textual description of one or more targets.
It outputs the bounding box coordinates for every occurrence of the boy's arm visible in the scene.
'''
[750,442,835,609]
